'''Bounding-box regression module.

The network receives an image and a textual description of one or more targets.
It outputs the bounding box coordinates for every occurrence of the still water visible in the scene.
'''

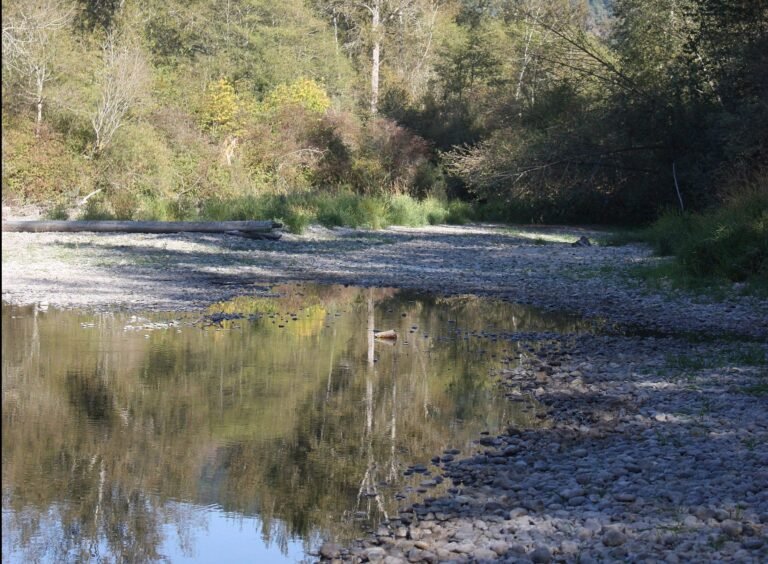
[2,284,588,563]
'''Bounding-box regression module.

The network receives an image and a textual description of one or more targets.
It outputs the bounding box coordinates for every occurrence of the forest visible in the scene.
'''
[2,0,767,280]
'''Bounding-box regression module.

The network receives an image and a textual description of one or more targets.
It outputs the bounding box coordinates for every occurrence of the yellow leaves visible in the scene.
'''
[200,77,330,138]
[261,78,331,115]
[200,78,240,134]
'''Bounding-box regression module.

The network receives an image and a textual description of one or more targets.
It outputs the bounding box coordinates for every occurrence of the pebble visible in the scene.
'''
[319,542,341,559]
[721,520,743,538]
[529,546,552,563]
[602,529,627,547]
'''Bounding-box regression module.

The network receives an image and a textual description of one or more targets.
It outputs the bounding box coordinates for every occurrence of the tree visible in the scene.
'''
[312,0,443,114]
[2,0,74,136]
[91,33,149,154]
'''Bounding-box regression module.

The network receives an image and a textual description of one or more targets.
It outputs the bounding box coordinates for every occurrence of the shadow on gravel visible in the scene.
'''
[42,229,554,306]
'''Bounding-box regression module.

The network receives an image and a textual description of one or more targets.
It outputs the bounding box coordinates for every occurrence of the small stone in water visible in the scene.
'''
[319,542,341,559]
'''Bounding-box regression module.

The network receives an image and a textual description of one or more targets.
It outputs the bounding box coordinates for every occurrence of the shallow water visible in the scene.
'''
[2,284,589,563]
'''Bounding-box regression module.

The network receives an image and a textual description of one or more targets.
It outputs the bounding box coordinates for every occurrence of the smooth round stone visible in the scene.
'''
[661,533,677,547]
[365,547,387,562]
[721,520,743,538]
[489,541,510,555]
[529,546,552,563]
[615,493,636,503]
[682,515,700,528]
[319,542,342,559]
[473,548,498,560]
[602,529,627,547]
[713,509,730,522]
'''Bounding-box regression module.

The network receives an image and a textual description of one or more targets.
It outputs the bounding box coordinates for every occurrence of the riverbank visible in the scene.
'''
[2,223,767,562]
[2,223,766,338]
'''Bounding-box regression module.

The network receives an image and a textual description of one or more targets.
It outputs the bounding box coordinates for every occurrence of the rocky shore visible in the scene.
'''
[2,222,766,562]
[330,334,767,563]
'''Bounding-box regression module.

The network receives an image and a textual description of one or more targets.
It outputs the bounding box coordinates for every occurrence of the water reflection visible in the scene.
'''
[2,285,589,563]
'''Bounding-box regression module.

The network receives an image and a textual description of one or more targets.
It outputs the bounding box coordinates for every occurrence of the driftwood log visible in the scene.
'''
[2,219,282,234]
[225,230,282,241]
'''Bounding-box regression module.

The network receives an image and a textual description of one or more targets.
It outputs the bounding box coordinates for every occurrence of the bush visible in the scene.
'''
[643,178,768,283]
[1,120,93,207]
[388,194,426,226]
[446,201,473,224]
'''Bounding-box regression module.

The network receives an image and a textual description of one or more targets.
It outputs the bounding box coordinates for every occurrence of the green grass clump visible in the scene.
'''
[68,187,477,234]
[640,184,767,285]
[197,192,462,233]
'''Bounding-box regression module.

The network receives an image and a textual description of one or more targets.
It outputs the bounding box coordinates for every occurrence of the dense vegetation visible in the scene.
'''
[2,1,766,279]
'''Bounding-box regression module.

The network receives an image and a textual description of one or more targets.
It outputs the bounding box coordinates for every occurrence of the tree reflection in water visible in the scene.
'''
[2,285,588,562]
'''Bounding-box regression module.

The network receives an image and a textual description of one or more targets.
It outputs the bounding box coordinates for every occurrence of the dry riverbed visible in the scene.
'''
[2,222,767,563]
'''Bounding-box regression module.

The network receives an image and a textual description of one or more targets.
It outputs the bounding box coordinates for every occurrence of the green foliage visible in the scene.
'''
[45,204,69,220]
[641,177,768,284]
[445,201,473,225]
[1,118,93,207]
[261,78,331,115]
[79,195,116,220]
[196,192,460,234]
[3,0,765,231]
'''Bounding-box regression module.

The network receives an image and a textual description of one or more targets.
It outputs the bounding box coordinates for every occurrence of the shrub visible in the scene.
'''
[643,176,768,283]
[446,201,473,224]
[388,194,425,226]
[261,78,331,115]
[2,120,93,206]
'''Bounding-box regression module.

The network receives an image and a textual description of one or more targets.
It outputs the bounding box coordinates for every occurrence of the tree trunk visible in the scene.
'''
[35,72,44,137]
[370,1,381,115]
[2,220,282,233]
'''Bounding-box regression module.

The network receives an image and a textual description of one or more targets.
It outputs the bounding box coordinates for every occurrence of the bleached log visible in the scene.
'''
[2,219,282,234]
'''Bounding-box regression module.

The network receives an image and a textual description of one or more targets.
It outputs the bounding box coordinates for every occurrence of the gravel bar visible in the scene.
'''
[3,222,766,563]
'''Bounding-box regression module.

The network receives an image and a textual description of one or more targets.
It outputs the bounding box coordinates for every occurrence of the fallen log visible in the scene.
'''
[2,219,282,234]
[225,230,282,241]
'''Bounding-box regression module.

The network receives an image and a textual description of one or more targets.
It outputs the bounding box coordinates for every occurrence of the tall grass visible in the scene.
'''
[641,177,767,285]
[78,190,474,233]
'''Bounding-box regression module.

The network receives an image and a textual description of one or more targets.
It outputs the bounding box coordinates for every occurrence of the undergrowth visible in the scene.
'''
[78,191,474,233]
[609,176,768,294]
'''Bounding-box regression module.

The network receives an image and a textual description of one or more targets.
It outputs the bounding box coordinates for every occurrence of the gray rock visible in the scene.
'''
[721,519,743,538]
[571,236,592,247]
[489,541,509,555]
[529,545,552,563]
[602,528,627,547]
[366,547,388,562]
[319,542,342,559]
[473,547,498,560]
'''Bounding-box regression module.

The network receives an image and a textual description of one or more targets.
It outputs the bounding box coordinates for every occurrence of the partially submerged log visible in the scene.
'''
[2,219,282,234]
